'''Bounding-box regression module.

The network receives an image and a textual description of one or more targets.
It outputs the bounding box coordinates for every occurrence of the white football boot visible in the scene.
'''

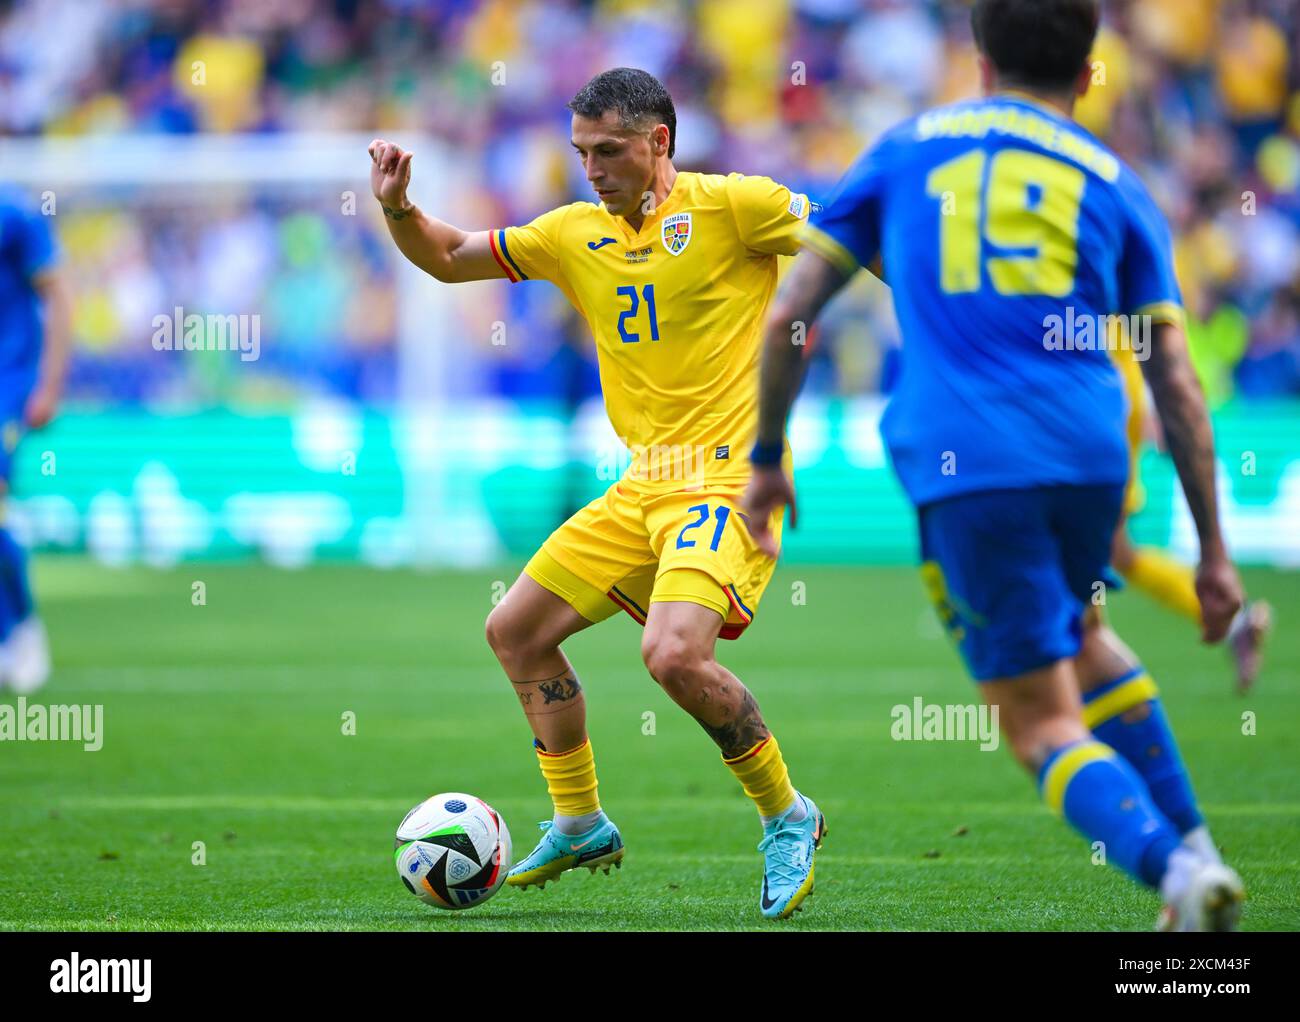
[4,615,51,695]
[1181,824,1223,864]
[1228,600,1272,694]
[1158,847,1245,932]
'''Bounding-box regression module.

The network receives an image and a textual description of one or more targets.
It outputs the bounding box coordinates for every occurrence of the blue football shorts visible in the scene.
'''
[916,483,1126,681]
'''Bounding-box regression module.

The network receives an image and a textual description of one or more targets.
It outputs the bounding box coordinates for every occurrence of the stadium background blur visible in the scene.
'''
[2,0,1299,569]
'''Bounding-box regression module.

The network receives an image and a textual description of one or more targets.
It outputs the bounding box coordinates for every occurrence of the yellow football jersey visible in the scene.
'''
[490,171,812,492]
[1110,334,1148,449]
[1111,337,1150,515]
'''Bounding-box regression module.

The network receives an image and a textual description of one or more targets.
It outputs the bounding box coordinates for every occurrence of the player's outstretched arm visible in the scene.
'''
[742,249,852,556]
[368,139,506,283]
[1141,320,1244,642]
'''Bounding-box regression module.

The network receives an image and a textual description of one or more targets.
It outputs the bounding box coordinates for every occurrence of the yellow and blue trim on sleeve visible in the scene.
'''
[1134,301,1184,328]
[489,228,528,282]
[798,223,861,278]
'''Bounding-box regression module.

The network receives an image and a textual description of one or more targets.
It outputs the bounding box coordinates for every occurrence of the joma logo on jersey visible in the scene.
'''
[661,213,692,256]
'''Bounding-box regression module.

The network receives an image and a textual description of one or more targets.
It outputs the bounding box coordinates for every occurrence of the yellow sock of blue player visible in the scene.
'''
[1039,739,1183,887]
[1119,547,1201,624]
[724,735,798,820]
[1083,668,1203,835]
[535,737,601,819]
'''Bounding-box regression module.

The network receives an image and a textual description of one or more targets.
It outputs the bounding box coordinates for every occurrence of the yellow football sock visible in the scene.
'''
[535,738,600,817]
[1119,547,1201,623]
[723,735,797,819]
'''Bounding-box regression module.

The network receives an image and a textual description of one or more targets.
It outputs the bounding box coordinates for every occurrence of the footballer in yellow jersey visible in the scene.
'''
[369,67,825,919]
[494,169,806,638]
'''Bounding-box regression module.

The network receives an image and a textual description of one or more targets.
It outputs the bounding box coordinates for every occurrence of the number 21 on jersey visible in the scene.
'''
[616,283,660,343]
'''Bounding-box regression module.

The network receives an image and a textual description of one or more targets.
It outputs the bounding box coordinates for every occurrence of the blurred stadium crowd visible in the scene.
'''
[3,0,1299,407]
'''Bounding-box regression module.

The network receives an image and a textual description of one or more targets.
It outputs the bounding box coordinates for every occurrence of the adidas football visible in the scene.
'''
[394,793,512,910]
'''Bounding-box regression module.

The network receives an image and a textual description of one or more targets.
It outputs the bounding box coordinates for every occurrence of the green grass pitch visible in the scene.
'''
[1,558,1296,931]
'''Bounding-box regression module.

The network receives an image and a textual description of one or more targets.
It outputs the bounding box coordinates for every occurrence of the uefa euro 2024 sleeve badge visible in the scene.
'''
[661,212,692,256]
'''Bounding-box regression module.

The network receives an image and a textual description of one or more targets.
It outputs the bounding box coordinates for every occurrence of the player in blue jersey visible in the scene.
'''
[743,0,1246,930]
[0,186,72,694]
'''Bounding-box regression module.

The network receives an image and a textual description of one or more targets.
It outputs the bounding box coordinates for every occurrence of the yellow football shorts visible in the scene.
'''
[524,480,784,640]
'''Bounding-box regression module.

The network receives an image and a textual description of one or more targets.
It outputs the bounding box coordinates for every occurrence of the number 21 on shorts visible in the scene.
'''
[676,503,731,552]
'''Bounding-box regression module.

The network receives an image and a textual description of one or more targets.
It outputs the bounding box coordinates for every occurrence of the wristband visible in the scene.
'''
[749,439,784,468]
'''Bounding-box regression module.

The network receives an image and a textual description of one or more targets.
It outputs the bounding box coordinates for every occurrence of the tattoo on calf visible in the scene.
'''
[699,689,769,759]
[539,676,581,704]
[698,682,730,708]
[511,672,583,715]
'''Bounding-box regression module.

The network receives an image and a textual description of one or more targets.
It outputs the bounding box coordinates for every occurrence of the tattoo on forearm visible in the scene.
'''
[1162,397,1218,532]
[756,315,807,447]
[382,204,413,221]
[755,252,850,447]
[698,688,769,759]
[1145,326,1222,550]
[512,672,583,715]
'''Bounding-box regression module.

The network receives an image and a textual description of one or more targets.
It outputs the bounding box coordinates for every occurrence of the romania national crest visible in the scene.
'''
[661,212,692,256]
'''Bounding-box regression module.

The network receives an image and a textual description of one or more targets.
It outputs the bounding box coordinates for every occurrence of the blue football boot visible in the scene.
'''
[506,814,625,890]
[758,792,826,919]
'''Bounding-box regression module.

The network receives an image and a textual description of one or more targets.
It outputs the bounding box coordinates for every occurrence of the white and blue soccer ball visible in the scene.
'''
[394,793,512,910]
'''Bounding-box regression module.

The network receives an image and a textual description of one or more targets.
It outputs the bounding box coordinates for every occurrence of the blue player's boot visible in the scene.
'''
[758,792,826,919]
[506,814,624,890]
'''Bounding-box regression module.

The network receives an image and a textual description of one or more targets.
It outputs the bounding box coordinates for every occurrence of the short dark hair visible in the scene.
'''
[567,67,677,158]
[972,0,1101,92]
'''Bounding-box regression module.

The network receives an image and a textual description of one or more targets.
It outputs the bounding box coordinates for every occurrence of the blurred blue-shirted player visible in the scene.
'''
[745,0,1249,930]
[0,184,72,694]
